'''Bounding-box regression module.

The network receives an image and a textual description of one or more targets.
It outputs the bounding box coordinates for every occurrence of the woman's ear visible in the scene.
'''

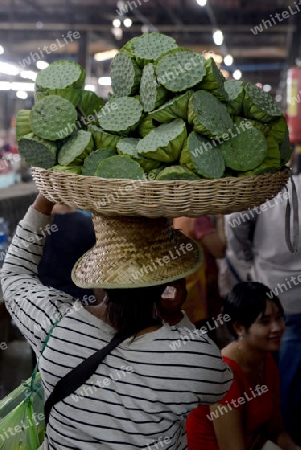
[232,321,246,338]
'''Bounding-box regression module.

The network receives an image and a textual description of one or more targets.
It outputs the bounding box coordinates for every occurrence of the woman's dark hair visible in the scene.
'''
[104,284,167,337]
[223,281,284,338]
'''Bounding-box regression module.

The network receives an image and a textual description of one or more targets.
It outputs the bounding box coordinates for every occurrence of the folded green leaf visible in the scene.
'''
[51,165,82,174]
[137,119,187,163]
[138,115,157,137]
[198,58,228,102]
[156,165,200,180]
[224,80,244,115]
[80,90,104,119]
[243,83,282,123]
[149,90,193,123]
[16,110,31,141]
[89,125,121,149]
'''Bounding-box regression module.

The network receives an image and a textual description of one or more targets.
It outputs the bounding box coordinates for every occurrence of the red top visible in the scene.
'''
[186,353,279,449]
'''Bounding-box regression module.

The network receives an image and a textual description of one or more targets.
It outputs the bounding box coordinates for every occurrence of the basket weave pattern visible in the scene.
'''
[32,167,290,218]
[72,215,203,288]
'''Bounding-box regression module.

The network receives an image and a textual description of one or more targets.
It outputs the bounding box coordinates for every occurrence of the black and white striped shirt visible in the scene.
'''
[0,207,233,450]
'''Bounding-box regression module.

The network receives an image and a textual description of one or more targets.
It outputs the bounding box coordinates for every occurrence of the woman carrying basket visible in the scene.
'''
[0,194,232,450]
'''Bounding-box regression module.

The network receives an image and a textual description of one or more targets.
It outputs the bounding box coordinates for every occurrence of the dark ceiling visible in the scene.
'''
[0,0,300,108]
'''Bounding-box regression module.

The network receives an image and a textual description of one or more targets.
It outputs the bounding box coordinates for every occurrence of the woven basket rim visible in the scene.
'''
[32,166,290,186]
[31,166,291,218]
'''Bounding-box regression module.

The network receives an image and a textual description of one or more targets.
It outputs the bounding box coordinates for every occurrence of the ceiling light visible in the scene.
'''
[213,30,223,46]
[123,18,132,28]
[233,69,242,80]
[16,90,28,99]
[20,70,37,81]
[85,85,96,92]
[94,49,119,62]
[112,19,121,28]
[98,77,111,86]
[0,45,4,55]
[263,84,272,92]
[224,54,233,66]
[11,82,35,91]
[196,0,207,5]
[36,61,49,70]
[0,62,19,76]
[0,81,11,90]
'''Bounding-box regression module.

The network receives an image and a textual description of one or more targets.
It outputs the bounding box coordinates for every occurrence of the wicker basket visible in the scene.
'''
[32,167,290,218]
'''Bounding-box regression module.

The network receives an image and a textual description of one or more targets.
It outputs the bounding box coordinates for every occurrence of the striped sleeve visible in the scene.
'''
[0,206,76,355]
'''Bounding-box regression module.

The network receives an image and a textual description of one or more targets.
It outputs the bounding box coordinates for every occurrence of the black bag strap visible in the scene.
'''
[44,332,129,426]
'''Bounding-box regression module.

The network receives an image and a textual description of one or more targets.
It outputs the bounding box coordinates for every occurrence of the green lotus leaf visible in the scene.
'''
[137,119,187,163]
[279,128,292,165]
[51,165,82,174]
[188,90,233,138]
[89,125,121,149]
[140,63,168,112]
[58,130,94,165]
[149,90,193,123]
[16,110,31,141]
[246,135,281,175]
[138,115,157,137]
[36,60,85,90]
[127,32,178,67]
[243,82,282,123]
[95,155,145,180]
[219,125,267,171]
[111,52,142,96]
[80,90,105,119]
[82,148,117,176]
[156,165,200,180]
[156,48,206,92]
[18,133,57,169]
[117,137,161,171]
[35,88,82,106]
[180,131,225,179]
[97,97,143,135]
[198,57,229,102]
[269,114,288,144]
[224,80,244,115]
[30,95,77,141]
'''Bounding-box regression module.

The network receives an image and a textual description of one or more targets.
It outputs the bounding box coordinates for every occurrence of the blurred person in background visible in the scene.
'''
[186,282,301,450]
[173,215,226,340]
[224,176,301,445]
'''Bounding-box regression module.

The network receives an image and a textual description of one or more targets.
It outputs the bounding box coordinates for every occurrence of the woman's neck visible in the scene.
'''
[223,340,266,372]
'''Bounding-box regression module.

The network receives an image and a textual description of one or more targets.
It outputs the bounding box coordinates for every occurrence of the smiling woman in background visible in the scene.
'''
[186,282,301,450]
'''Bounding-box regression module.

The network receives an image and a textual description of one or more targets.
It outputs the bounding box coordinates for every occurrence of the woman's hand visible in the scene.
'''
[32,194,55,215]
